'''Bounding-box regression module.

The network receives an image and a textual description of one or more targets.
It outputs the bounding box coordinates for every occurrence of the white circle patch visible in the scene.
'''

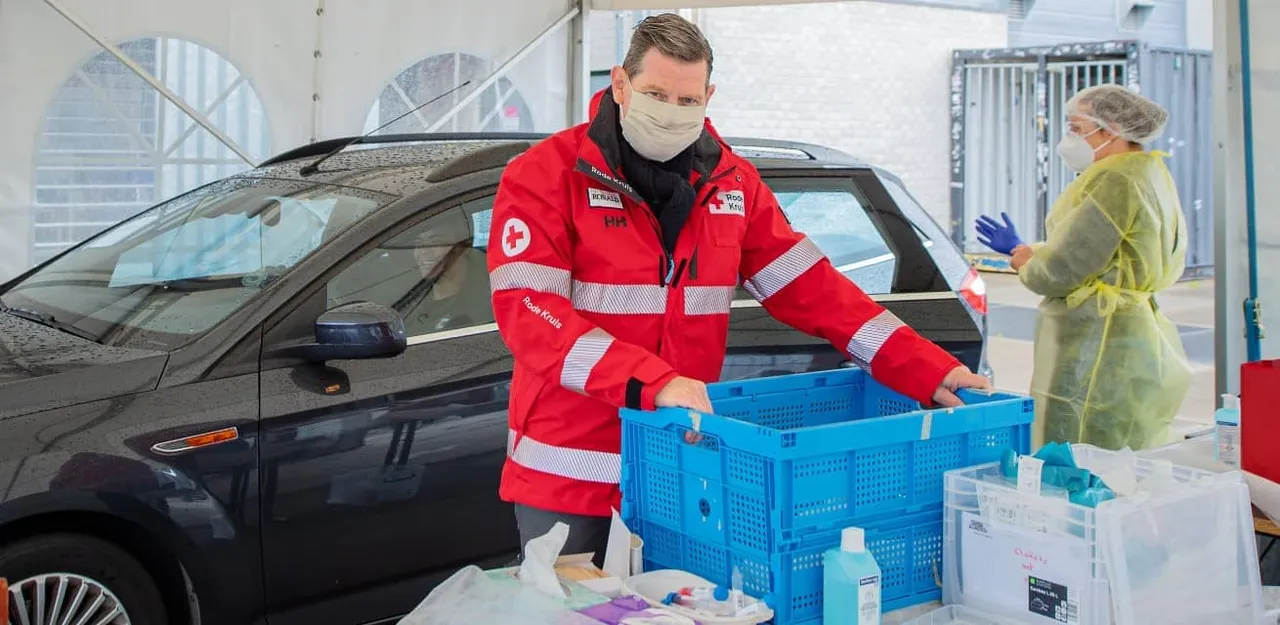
[500,217,532,257]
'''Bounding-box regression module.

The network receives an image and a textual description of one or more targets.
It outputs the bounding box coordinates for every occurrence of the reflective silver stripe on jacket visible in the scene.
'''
[571,280,668,315]
[507,428,621,484]
[846,309,906,369]
[742,237,824,302]
[561,327,614,392]
[490,261,572,298]
[684,285,735,316]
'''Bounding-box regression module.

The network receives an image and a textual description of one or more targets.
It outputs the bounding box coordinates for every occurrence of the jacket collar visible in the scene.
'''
[575,88,728,203]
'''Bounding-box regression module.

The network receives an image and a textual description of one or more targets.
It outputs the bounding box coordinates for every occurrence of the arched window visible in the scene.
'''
[364,52,535,134]
[32,37,270,264]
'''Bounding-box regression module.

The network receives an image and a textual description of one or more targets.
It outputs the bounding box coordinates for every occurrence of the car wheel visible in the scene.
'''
[1,533,168,625]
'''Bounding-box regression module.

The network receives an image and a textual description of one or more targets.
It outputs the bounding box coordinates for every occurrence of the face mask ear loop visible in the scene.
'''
[1081,122,1117,153]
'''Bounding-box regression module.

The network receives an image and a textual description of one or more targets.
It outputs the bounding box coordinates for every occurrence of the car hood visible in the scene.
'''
[0,313,168,419]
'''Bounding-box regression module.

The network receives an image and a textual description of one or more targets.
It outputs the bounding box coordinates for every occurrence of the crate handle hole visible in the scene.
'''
[699,498,711,517]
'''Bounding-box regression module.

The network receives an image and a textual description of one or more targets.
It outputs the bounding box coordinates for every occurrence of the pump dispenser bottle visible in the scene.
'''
[823,526,881,624]
[1215,393,1241,468]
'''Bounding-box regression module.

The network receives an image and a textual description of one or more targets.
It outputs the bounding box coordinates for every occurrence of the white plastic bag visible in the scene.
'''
[397,522,600,625]
[397,565,600,625]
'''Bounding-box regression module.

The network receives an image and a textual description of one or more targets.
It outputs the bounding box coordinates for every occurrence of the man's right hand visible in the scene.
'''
[654,376,713,413]
[655,376,713,444]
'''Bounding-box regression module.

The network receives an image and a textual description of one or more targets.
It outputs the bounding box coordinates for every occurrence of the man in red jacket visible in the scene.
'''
[488,13,990,563]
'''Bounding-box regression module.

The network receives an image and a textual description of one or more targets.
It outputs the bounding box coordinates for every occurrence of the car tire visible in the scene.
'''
[0,533,168,625]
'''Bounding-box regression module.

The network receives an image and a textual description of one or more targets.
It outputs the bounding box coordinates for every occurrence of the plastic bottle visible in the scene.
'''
[823,526,881,625]
[1215,393,1241,468]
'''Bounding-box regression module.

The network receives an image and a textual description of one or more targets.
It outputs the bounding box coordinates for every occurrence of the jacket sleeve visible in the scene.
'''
[737,174,961,405]
[487,153,679,410]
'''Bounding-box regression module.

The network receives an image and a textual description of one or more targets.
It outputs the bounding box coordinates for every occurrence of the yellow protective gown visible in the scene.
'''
[1021,150,1192,451]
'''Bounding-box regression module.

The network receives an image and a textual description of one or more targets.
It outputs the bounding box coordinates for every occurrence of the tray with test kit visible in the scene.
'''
[619,368,1034,623]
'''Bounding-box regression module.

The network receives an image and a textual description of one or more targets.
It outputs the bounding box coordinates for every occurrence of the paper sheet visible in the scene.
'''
[960,512,1092,624]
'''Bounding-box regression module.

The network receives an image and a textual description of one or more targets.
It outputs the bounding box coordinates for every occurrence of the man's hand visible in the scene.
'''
[655,376,713,444]
[932,366,992,408]
[655,376,713,413]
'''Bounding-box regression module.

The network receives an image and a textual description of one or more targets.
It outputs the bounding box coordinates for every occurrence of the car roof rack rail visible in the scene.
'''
[723,137,865,166]
[425,140,539,182]
[260,132,550,167]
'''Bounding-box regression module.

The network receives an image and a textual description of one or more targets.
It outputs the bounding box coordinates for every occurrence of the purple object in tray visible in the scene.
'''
[577,595,702,624]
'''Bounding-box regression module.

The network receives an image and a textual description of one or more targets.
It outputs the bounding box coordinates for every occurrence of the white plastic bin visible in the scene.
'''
[942,444,1265,625]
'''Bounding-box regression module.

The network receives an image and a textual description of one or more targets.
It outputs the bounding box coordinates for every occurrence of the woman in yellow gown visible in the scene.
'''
[974,84,1192,451]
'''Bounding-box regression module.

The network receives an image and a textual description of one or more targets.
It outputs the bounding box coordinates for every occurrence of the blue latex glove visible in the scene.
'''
[974,212,1024,255]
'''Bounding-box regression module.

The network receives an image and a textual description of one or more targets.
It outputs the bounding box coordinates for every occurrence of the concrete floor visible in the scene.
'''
[982,273,1217,440]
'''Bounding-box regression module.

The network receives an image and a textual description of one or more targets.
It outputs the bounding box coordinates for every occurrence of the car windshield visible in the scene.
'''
[0,177,395,350]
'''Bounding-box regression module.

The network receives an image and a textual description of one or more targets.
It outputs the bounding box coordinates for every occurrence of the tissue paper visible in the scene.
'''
[520,521,571,598]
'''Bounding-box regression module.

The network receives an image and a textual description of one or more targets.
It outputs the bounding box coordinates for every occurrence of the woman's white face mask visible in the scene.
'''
[619,87,706,163]
[1056,126,1115,173]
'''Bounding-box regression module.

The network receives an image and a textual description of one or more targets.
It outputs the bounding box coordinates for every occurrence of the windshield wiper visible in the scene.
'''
[0,306,99,342]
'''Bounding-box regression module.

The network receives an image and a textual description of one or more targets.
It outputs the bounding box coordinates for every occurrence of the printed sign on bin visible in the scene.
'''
[960,511,1090,624]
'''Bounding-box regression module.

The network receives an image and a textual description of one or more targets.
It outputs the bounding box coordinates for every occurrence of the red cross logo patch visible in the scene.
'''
[501,217,531,257]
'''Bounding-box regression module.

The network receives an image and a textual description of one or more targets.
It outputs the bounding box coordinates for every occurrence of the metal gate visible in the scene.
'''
[949,41,1214,273]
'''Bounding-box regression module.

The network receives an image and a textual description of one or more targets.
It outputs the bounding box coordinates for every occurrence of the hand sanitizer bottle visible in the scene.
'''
[823,526,881,625]
[1215,393,1241,468]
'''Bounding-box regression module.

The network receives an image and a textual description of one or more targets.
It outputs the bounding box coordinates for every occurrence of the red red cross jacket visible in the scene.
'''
[488,89,961,518]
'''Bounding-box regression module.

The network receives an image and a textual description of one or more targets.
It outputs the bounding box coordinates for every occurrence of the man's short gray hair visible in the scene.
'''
[622,13,714,84]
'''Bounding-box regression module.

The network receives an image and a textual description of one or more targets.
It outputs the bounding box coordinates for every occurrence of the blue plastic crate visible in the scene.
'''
[635,509,945,625]
[620,368,1033,552]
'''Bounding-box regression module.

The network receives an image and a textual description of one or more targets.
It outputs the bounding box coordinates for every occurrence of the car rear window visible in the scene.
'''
[763,178,896,294]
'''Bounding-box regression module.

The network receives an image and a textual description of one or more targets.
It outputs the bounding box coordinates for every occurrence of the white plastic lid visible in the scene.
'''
[841,526,865,553]
[1221,393,1239,410]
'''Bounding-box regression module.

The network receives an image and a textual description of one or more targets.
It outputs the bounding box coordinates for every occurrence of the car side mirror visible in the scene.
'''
[278,302,407,362]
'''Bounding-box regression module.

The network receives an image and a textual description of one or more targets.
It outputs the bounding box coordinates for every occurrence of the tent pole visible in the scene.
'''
[569,0,591,124]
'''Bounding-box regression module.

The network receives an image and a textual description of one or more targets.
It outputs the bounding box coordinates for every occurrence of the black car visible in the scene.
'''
[0,133,988,625]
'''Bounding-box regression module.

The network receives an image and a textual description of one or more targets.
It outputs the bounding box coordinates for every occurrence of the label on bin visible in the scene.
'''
[1028,576,1077,623]
[960,512,1089,624]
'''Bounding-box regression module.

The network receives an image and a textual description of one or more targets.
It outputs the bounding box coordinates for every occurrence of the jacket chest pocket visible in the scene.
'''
[706,212,747,249]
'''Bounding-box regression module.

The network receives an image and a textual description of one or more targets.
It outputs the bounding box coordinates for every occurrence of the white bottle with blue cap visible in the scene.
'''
[823,526,881,624]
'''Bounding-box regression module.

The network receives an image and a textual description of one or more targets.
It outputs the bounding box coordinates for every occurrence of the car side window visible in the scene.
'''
[764,179,897,295]
[327,197,496,336]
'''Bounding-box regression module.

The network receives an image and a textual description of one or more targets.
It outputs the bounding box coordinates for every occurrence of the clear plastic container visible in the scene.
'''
[901,605,1027,624]
[942,444,1265,625]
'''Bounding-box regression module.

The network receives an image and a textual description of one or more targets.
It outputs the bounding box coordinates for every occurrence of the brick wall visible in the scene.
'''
[588,3,1007,226]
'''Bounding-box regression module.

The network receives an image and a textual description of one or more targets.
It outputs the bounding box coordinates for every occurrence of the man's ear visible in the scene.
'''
[706,83,716,106]
[610,66,629,112]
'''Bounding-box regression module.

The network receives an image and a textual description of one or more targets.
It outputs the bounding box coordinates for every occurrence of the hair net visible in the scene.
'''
[1066,84,1169,145]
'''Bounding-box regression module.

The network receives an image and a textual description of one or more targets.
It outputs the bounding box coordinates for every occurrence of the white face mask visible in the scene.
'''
[619,89,706,163]
[1056,127,1114,173]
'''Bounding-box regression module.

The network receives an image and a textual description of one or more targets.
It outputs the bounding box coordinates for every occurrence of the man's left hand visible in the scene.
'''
[932,366,992,408]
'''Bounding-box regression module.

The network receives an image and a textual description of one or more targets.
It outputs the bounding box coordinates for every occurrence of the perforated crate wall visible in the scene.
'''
[622,369,1033,554]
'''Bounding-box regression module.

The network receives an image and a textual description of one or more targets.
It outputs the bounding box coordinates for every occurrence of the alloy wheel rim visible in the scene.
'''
[8,573,131,625]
